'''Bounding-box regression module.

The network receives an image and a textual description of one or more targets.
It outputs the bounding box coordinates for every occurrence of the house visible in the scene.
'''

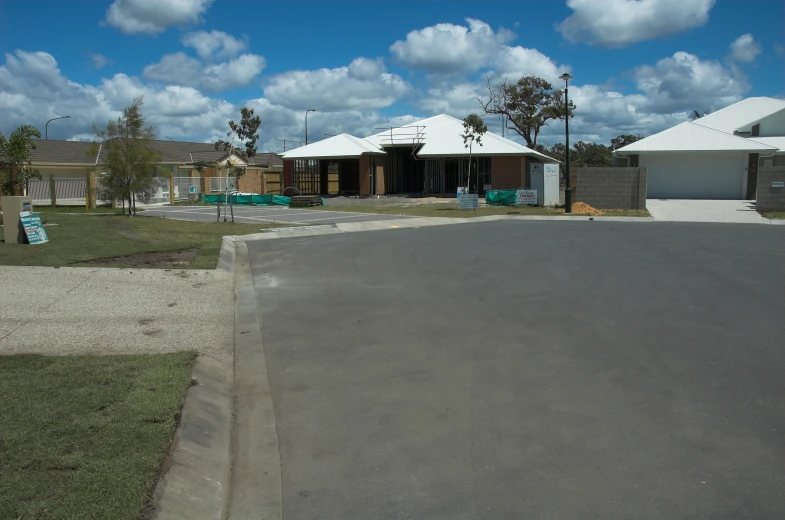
[26,139,283,204]
[279,114,556,196]
[614,97,785,199]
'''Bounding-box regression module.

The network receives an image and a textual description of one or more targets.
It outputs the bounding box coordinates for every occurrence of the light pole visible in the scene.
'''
[305,109,315,145]
[45,115,71,139]
[559,73,573,214]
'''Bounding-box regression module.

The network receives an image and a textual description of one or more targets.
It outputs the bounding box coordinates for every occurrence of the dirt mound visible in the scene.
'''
[571,202,605,215]
[83,248,198,267]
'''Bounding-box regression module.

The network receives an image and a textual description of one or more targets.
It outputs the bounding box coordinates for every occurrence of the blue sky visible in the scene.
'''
[0,0,782,152]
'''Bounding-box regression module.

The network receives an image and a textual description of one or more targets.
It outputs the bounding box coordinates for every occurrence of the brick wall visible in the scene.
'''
[569,167,647,210]
[756,166,785,211]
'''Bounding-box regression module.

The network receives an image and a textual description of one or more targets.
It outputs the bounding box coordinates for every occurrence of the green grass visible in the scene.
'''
[310,204,650,218]
[34,206,132,214]
[760,211,785,219]
[0,352,197,520]
[0,213,277,268]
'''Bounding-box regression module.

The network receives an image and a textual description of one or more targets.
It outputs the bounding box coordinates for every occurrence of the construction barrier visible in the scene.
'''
[203,193,294,206]
[485,190,518,207]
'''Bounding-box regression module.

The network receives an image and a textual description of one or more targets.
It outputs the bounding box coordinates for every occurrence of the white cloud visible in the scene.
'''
[632,51,749,113]
[728,34,761,63]
[181,30,247,61]
[264,57,410,111]
[104,0,214,35]
[390,18,515,73]
[90,53,110,69]
[556,0,715,48]
[493,46,569,83]
[142,52,266,92]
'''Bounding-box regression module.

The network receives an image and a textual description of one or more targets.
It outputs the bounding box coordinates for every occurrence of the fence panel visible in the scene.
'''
[174,177,200,199]
[210,176,236,193]
[265,172,281,194]
[52,178,87,206]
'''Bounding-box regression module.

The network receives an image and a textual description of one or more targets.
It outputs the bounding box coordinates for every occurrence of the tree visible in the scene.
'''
[480,75,575,148]
[0,125,42,196]
[571,141,611,166]
[90,97,161,215]
[215,107,261,179]
[461,113,488,192]
[610,134,643,151]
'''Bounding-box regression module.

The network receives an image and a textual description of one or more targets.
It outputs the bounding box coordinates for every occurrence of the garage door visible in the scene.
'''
[641,155,745,199]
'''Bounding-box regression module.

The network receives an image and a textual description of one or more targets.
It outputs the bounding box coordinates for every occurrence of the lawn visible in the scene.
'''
[0,212,276,268]
[760,211,785,219]
[311,204,650,218]
[0,352,196,520]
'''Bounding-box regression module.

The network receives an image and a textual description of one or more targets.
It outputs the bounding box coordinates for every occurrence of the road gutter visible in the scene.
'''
[226,240,283,520]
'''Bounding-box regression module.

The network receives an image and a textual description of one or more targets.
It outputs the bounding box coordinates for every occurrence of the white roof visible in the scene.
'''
[751,136,785,153]
[280,133,384,160]
[615,121,778,154]
[365,114,556,161]
[691,97,785,133]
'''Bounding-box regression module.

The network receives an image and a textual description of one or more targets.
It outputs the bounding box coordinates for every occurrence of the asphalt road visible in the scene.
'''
[248,220,785,519]
[141,205,411,225]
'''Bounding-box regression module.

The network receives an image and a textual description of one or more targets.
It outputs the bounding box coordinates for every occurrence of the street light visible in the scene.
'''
[45,115,71,139]
[305,109,316,145]
[559,72,573,214]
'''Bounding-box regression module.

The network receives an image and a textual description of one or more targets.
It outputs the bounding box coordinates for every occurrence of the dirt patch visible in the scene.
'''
[570,202,605,216]
[83,248,199,267]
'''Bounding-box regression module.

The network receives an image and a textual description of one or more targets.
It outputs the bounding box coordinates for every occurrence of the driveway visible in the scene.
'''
[647,199,770,223]
[248,221,785,519]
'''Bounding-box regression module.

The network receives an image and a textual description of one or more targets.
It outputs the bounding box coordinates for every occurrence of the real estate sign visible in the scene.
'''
[459,193,479,209]
[515,189,538,205]
[20,214,49,244]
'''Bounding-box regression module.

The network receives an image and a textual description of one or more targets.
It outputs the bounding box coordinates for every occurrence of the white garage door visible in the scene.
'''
[642,155,745,199]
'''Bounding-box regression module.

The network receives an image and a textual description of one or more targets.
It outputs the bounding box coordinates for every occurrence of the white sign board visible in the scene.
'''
[459,193,479,209]
[188,185,197,194]
[772,181,784,188]
[515,189,537,205]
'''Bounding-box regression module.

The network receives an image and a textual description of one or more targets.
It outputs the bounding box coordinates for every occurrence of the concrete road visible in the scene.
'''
[248,221,785,519]
[647,199,771,224]
[142,205,412,225]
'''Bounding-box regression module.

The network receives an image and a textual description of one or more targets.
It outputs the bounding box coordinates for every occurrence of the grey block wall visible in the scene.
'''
[756,167,785,211]
[569,167,647,210]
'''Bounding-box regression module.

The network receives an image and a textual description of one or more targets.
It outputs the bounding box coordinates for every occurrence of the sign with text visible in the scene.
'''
[20,214,48,244]
[459,193,479,209]
[515,189,538,205]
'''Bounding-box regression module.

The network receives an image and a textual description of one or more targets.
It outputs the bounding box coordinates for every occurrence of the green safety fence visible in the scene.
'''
[202,194,300,206]
[485,189,518,206]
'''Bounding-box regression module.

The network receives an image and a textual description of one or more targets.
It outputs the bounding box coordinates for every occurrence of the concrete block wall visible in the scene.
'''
[756,166,785,211]
[569,167,647,210]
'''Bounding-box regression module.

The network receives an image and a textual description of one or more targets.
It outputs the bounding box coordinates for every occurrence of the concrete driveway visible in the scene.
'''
[647,199,770,223]
[248,221,785,519]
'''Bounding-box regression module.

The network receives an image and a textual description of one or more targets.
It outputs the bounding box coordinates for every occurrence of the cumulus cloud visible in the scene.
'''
[632,51,749,113]
[556,0,715,48]
[104,0,214,35]
[390,18,515,73]
[493,46,569,83]
[143,52,266,92]
[728,33,761,63]
[181,30,247,61]
[263,57,410,111]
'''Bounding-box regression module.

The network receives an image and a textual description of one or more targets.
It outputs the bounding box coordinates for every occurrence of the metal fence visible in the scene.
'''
[28,178,87,206]
[210,176,236,193]
[173,176,200,200]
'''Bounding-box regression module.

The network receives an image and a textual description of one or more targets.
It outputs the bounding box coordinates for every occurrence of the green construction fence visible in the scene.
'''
[485,190,519,207]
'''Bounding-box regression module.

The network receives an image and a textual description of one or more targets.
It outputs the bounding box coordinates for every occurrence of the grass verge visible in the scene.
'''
[33,206,133,214]
[0,213,277,268]
[0,352,196,520]
[311,204,650,218]
[760,211,785,219]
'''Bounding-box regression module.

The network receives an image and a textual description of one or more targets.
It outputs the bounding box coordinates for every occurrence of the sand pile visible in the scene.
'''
[570,202,605,215]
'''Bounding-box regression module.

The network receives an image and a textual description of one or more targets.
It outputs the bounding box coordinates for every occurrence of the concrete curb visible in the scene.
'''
[217,235,239,274]
[149,356,234,520]
[226,240,283,520]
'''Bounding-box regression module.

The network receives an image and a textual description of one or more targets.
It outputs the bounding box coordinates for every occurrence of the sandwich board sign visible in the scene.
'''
[20,213,49,244]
